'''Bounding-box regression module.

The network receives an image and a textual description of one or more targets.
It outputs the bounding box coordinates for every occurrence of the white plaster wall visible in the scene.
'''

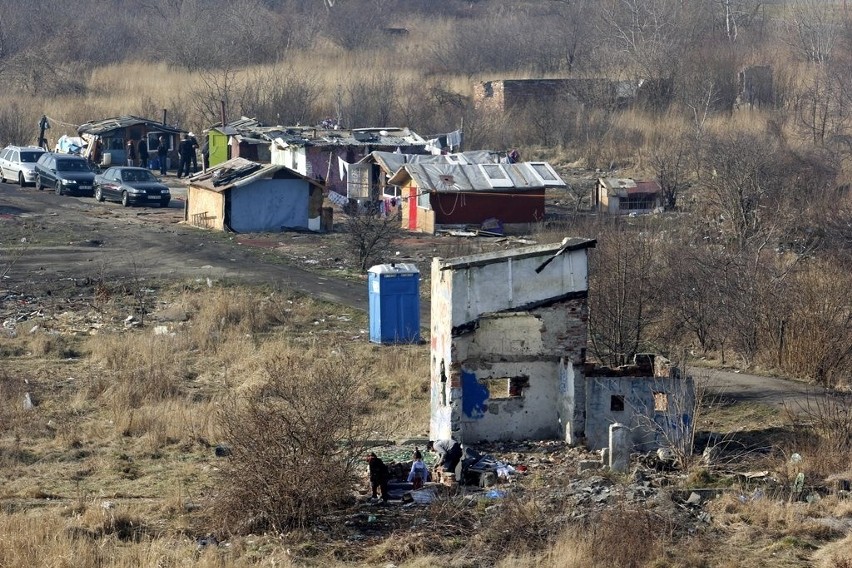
[460,361,562,442]
[430,259,456,439]
[271,146,307,175]
[447,249,589,328]
[430,246,592,445]
[465,314,544,359]
[558,358,584,444]
[584,376,695,450]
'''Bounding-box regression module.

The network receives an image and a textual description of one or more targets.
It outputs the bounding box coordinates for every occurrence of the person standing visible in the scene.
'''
[157,136,168,175]
[367,452,390,502]
[177,134,194,178]
[138,139,149,169]
[188,132,199,173]
[126,141,137,166]
[90,138,103,168]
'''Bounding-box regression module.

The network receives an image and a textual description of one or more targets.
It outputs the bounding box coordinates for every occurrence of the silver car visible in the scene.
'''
[0,145,46,186]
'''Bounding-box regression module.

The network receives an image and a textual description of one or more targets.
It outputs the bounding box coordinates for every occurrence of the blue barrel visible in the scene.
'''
[368,263,421,344]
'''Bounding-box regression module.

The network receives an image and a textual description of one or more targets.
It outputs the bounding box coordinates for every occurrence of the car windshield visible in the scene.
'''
[121,170,156,183]
[56,159,89,172]
[21,152,43,163]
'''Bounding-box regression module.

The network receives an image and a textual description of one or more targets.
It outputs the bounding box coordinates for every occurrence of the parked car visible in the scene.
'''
[0,145,46,186]
[34,153,96,196]
[93,167,170,207]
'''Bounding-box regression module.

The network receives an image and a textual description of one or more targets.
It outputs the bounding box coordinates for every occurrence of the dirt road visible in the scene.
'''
[0,180,830,410]
[0,180,365,308]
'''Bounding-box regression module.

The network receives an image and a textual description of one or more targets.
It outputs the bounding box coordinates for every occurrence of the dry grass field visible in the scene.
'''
[0,1,850,564]
[0,271,849,567]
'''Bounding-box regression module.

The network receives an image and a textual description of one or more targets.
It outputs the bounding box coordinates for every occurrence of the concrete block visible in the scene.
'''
[609,423,629,472]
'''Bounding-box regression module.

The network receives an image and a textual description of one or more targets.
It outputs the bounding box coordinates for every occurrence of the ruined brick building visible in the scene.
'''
[429,240,693,450]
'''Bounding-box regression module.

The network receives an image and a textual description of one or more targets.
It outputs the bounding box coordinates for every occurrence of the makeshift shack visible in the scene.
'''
[77,115,185,169]
[388,161,565,234]
[185,157,327,233]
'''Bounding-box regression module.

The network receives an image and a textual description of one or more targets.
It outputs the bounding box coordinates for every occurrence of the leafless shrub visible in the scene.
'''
[556,505,670,568]
[476,492,564,556]
[784,392,852,480]
[0,103,39,146]
[345,209,402,272]
[210,349,373,534]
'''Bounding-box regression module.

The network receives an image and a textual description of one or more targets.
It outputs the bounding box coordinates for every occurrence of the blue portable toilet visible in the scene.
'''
[368,263,421,344]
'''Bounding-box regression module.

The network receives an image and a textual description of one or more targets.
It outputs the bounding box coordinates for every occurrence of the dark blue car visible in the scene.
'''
[34,153,96,196]
[94,167,170,207]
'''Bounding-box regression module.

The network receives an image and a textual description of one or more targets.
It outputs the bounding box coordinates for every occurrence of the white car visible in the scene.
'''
[0,145,46,186]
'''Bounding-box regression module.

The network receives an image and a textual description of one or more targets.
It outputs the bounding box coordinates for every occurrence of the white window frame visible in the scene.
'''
[527,162,564,186]
[478,163,513,188]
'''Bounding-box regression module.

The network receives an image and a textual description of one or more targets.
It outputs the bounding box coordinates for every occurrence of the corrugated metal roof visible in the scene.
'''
[188,157,322,193]
[632,180,661,195]
[599,177,660,196]
[388,162,566,193]
[272,126,427,148]
[438,239,596,270]
[78,115,186,136]
[363,150,498,174]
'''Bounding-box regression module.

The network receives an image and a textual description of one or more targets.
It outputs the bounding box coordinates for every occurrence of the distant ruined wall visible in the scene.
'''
[737,65,774,109]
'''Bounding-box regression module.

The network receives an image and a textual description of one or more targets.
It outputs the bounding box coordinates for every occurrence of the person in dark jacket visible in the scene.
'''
[367,452,390,502]
[177,134,198,178]
[188,132,199,172]
[126,141,137,166]
[138,139,149,169]
[156,136,168,175]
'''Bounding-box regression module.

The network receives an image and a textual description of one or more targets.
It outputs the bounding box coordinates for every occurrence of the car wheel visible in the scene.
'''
[35,175,42,191]
[95,186,104,202]
[55,181,63,196]
[121,191,130,207]
[18,172,25,187]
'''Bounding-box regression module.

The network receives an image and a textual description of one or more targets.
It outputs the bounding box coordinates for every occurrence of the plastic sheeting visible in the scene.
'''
[227,178,310,233]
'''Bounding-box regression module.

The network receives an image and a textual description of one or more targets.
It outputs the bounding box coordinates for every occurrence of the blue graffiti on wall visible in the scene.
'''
[461,369,488,419]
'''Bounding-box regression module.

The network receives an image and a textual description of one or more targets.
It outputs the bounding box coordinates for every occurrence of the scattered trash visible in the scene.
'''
[485,489,507,499]
[790,453,802,464]
[793,472,805,495]
[409,488,437,504]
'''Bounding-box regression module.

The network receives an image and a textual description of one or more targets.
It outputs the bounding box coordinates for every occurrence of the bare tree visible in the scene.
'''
[784,0,842,64]
[190,64,242,128]
[650,130,690,210]
[589,219,659,367]
[345,209,402,272]
[699,131,785,249]
[239,65,323,126]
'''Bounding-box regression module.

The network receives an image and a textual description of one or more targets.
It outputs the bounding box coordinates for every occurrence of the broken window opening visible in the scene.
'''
[653,392,669,412]
[610,395,625,412]
[484,376,529,399]
[440,360,447,406]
